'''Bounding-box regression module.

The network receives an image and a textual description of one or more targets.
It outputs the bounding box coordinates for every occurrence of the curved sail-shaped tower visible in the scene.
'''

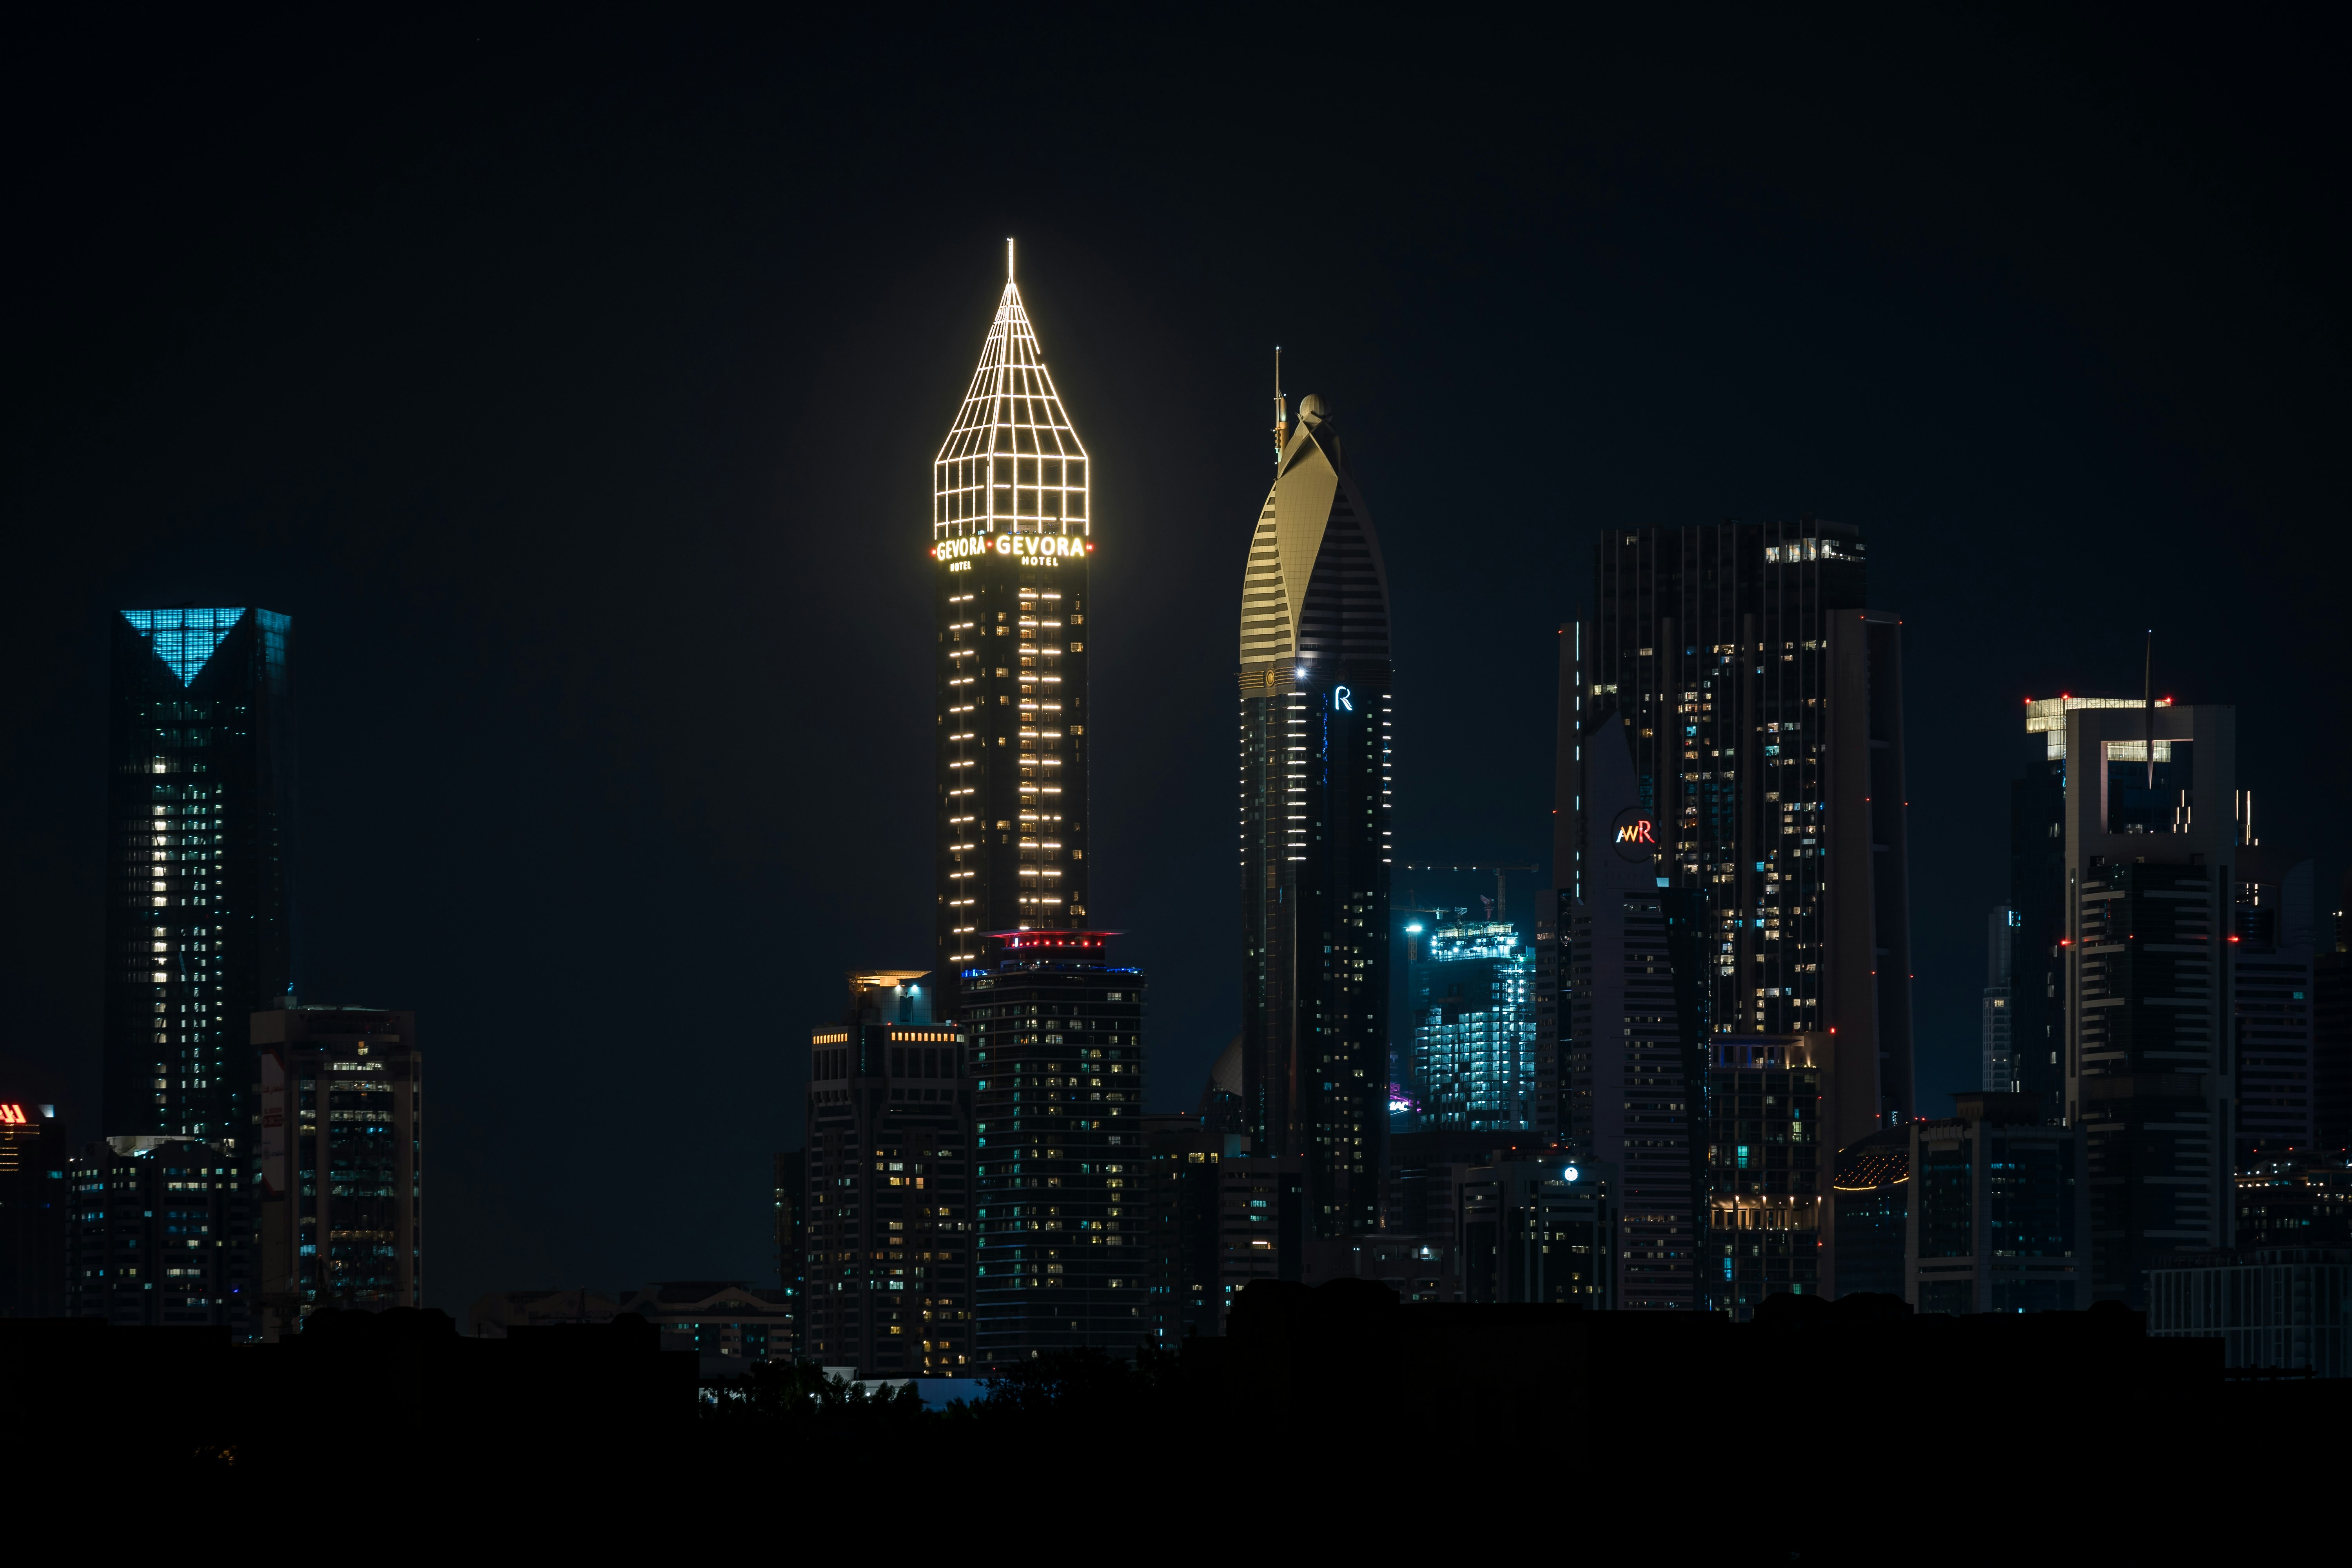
[930,244,1094,982]
[1237,391,1393,1237]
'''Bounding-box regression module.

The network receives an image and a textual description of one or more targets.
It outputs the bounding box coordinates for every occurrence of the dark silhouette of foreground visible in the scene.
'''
[4,1281,2337,1546]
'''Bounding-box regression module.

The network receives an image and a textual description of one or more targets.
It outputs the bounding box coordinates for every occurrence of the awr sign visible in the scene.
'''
[1611,807,1659,862]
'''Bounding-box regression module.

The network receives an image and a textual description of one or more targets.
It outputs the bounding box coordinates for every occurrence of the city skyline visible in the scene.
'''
[3,11,2345,1315]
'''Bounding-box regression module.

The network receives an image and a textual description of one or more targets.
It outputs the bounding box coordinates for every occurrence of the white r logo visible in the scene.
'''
[1334,686,1354,712]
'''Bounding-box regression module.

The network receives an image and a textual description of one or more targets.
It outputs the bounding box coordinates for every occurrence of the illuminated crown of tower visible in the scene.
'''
[933,240,1090,543]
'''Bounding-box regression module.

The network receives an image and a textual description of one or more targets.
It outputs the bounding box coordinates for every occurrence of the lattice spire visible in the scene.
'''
[933,243,1089,541]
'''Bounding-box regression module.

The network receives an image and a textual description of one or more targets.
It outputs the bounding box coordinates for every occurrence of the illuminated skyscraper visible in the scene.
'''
[931,243,1094,989]
[1407,921,1537,1132]
[804,988,971,1376]
[1237,386,1393,1240]
[103,606,294,1147]
[1562,524,1914,1149]
[253,1005,422,1332]
[966,929,1148,1366]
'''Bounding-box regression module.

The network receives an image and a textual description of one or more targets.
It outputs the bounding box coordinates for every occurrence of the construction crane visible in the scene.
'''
[1396,862,1538,921]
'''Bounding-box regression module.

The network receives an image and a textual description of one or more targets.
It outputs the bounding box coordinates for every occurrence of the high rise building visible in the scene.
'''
[1214,1154,1305,1326]
[1236,389,1393,1240]
[1453,1159,1615,1307]
[253,1006,422,1333]
[1561,712,1713,1310]
[65,1135,235,1324]
[1138,1113,1230,1350]
[773,1149,804,1361]
[2234,848,2317,1161]
[1830,1126,1908,1298]
[2317,872,2352,1152]
[2014,698,2186,1131]
[1983,906,2017,1091]
[0,1082,67,1318]
[930,245,1094,996]
[803,986,971,1376]
[1904,1091,2089,1314]
[2042,701,2240,1306]
[1562,523,1915,1152]
[1406,920,1537,1133]
[103,606,294,1147]
[967,929,1147,1366]
[1702,1034,1827,1317]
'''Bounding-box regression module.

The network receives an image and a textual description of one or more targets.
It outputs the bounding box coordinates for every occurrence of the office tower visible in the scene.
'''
[774,1149,805,1361]
[967,929,1147,1366]
[2235,1151,2350,1249]
[1531,907,1562,1141]
[1830,1126,1908,1298]
[1905,1091,2089,1314]
[2233,847,2317,1162]
[1138,1113,1229,1349]
[931,246,1094,992]
[104,606,294,1147]
[1406,920,1537,1132]
[1984,906,2017,1091]
[0,1083,66,1317]
[1561,713,1714,1310]
[2317,871,2352,1151]
[1236,389,1393,1240]
[804,982,970,1375]
[66,1136,234,1323]
[1702,1035,1826,1317]
[1452,1160,1615,1306]
[1563,522,1915,1154]
[253,1007,421,1333]
[1215,1155,1305,1326]
[2042,700,2239,1306]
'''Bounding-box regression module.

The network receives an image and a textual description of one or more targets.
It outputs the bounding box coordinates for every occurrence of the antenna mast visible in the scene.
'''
[1006,237,1015,283]
[1272,347,1287,469]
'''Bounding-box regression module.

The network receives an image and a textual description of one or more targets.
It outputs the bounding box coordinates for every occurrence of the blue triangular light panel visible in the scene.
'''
[122,608,245,687]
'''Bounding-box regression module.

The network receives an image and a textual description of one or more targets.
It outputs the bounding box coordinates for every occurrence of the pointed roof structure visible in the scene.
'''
[121,607,248,687]
[932,240,1089,544]
[1238,397,1391,668]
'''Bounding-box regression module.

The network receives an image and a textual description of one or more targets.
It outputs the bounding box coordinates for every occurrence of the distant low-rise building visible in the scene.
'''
[615,1281,795,1371]
[2149,1247,2351,1377]
[468,1289,622,1336]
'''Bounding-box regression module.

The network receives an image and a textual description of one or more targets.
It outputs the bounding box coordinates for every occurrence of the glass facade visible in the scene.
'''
[1408,921,1535,1132]
[254,1007,422,1330]
[802,1019,972,1374]
[1983,905,2017,1091]
[65,1136,233,1325]
[1236,398,1392,1241]
[1573,523,1912,1134]
[103,606,294,1148]
[1830,1127,1907,1298]
[1704,1034,1823,1319]
[965,932,1146,1366]
[1903,1103,2087,1314]
[931,261,1091,980]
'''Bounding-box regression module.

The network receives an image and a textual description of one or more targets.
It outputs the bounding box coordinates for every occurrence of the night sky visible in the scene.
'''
[4,9,2344,1317]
